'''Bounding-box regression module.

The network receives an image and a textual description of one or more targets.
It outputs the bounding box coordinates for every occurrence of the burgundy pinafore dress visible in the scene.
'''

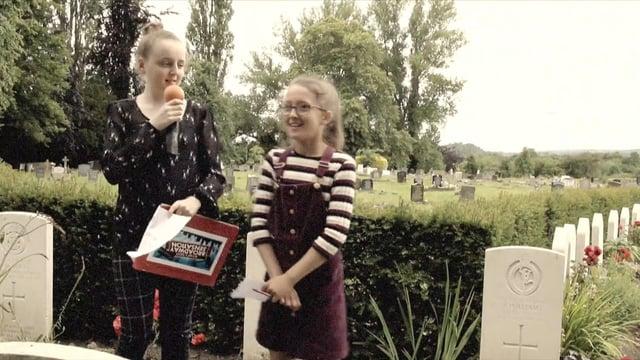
[256,146,349,360]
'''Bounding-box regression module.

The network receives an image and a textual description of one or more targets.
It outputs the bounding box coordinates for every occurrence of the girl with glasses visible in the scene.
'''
[248,75,356,360]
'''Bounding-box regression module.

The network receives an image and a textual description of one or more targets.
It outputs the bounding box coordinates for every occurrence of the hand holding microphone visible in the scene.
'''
[162,85,185,155]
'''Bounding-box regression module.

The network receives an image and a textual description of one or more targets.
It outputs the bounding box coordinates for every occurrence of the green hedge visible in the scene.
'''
[3,164,640,357]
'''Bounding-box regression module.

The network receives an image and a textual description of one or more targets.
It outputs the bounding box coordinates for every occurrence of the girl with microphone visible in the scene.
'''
[102,22,225,360]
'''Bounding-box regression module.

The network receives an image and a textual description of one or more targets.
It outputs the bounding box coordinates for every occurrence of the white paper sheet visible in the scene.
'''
[126,206,192,259]
[231,277,271,302]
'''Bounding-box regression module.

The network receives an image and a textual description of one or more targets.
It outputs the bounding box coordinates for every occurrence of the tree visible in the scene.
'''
[463,155,478,175]
[183,0,236,164]
[90,0,149,99]
[514,147,537,177]
[369,0,465,141]
[0,2,24,117]
[185,0,233,91]
[0,0,71,164]
[439,144,463,171]
[243,0,398,154]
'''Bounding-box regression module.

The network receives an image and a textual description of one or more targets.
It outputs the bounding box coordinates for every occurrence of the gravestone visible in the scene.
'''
[479,246,564,360]
[239,164,250,172]
[608,179,622,188]
[632,203,640,224]
[356,164,365,174]
[88,169,99,182]
[607,209,619,241]
[0,342,126,360]
[579,179,591,189]
[551,227,570,279]
[591,213,604,265]
[563,224,577,271]
[433,175,442,188]
[459,185,475,201]
[34,162,50,179]
[0,212,53,341]
[576,218,590,266]
[246,175,260,194]
[415,173,423,184]
[51,166,65,180]
[224,168,235,192]
[410,183,424,203]
[77,164,90,177]
[620,207,630,239]
[34,166,46,179]
[397,171,407,183]
[252,163,261,173]
[19,164,25,172]
[354,178,362,190]
[454,171,463,182]
[371,170,381,179]
[62,156,69,173]
[361,179,373,191]
[89,160,101,171]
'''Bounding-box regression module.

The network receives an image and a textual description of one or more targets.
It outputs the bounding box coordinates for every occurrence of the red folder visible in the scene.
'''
[132,207,239,287]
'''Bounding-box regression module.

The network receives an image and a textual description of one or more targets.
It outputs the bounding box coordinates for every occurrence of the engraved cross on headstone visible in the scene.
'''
[2,281,26,321]
[503,324,538,360]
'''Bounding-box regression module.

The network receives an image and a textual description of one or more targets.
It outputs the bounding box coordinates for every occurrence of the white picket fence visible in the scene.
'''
[551,203,640,278]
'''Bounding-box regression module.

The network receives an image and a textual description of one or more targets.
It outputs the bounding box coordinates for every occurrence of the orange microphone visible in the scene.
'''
[164,85,184,155]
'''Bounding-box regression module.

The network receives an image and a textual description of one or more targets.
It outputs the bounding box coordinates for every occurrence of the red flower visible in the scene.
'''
[191,333,206,346]
[620,356,633,360]
[153,289,160,321]
[113,315,122,338]
[583,245,601,266]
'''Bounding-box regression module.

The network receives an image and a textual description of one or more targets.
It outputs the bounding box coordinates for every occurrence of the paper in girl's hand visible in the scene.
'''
[126,205,192,259]
[231,278,271,302]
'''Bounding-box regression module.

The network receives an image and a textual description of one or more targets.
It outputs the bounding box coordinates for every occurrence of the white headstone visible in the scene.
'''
[0,212,53,341]
[551,226,569,279]
[631,204,640,224]
[563,224,577,271]
[356,164,364,174]
[0,342,126,360]
[243,244,269,359]
[77,164,90,177]
[591,213,604,265]
[620,207,630,239]
[479,246,564,360]
[607,210,619,241]
[576,218,590,266]
[51,166,65,180]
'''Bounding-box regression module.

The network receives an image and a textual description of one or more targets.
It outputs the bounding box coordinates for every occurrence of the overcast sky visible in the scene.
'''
[146,0,640,153]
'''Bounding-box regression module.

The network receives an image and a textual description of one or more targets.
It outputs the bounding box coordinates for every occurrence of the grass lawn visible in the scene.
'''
[229,171,547,209]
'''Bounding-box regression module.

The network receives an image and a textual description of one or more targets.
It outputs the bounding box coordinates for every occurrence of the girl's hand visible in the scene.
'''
[169,196,201,216]
[264,274,301,311]
[149,99,185,131]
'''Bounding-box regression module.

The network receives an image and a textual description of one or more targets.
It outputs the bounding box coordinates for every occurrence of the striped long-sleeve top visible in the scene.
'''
[247,148,357,258]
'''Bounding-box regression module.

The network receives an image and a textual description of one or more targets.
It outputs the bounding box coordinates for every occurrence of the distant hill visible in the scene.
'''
[443,143,486,158]
[538,149,640,156]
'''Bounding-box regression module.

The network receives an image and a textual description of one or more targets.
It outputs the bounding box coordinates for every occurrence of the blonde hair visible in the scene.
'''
[135,22,187,70]
[288,75,345,150]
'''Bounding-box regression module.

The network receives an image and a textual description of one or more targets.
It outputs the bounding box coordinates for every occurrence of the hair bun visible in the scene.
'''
[141,22,163,36]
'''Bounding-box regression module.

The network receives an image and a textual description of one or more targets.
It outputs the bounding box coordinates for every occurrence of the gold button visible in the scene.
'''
[290,229,296,235]
[289,189,295,195]
[289,250,295,255]
[289,208,295,215]
[313,182,321,190]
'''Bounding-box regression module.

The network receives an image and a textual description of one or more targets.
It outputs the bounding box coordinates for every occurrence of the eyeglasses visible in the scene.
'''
[278,103,326,117]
